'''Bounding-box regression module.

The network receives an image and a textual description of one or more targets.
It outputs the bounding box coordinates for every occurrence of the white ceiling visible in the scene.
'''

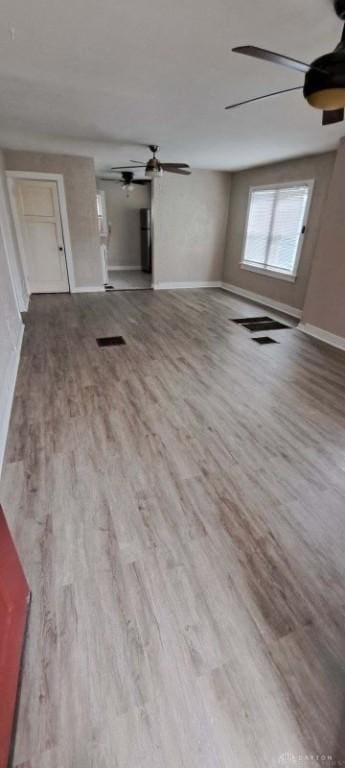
[0,0,343,173]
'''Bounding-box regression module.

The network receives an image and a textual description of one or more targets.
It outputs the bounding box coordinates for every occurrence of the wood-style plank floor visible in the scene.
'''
[1,288,345,768]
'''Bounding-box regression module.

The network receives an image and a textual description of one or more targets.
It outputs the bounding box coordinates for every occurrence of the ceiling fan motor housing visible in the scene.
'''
[122,171,134,183]
[304,49,345,109]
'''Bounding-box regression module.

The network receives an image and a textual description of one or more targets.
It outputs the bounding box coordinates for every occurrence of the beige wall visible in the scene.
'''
[4,150,102,288]
[152,170,231,285]
[0,150,24,471]
[223,152,335,310]
[302,139,345,337]
[97,179,149,268]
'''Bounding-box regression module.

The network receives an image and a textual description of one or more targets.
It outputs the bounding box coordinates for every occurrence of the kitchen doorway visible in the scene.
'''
[96,178,152,291]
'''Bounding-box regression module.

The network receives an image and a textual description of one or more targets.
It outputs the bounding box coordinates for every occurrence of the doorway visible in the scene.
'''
[7,173,75,295]
[96,177,152,291]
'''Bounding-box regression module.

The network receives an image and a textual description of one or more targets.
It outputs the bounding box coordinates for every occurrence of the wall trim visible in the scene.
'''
[21,293,30,311]
[153,280,222,290]
[240,263,296,283]
[0,177,28,314]
[298,322,345,351]
[107,265,142,271]
[6,170,76,293]
[0,323,24,478]
[221,281,302,319]
[71,286,105,293]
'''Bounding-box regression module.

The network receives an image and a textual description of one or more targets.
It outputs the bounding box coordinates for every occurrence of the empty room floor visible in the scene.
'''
[107,268,152,290]
[1,288,345,767]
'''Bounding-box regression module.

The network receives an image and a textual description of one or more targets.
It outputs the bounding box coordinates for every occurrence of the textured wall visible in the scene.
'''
[152,170,231,285]
[96,179,149,268]
[302,139,345,337]
[223,152,335,310]
[4,150,102,288]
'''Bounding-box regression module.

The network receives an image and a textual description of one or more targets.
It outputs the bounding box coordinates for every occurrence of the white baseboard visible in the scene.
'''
[0,323,24,478]
[298,322,345,351]
[107,265,141,271]
[153,280,222,290]
[221,282,302,319]
[71,286,105,293]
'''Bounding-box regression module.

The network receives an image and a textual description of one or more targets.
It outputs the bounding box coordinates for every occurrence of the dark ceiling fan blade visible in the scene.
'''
[225,85,303,111]
[161,163,190,169]
[129,160,147,164]
[111,165,146,170]
[232,45,316,73]
[322,108,344,125]
[163,167,191,175]
[99,176,147,185]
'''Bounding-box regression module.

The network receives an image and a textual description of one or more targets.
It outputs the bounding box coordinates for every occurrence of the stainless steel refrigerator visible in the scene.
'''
[140,208,151,273]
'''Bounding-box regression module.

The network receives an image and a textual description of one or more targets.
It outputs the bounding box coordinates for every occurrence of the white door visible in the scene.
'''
[15,180,69,293]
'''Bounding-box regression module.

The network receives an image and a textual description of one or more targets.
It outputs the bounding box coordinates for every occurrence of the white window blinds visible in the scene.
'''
[242,183,312,276]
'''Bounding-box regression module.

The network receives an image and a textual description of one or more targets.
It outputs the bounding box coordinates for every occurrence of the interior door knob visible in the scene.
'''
[58,246,64,251]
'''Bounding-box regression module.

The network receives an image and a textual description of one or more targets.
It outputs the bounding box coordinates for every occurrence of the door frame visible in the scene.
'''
[6,171,75,294]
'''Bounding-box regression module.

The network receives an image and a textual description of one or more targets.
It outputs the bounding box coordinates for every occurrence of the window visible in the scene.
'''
[241,181,313,280]
[96,191,107,237]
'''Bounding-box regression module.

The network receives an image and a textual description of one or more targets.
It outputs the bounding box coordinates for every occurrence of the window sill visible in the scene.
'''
[240,263,296,283]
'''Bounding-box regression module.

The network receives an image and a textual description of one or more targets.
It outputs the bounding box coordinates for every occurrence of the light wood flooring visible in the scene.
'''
[1,288,345,768]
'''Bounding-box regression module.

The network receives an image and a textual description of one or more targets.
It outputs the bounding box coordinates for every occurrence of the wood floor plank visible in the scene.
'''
[1,288,345,767]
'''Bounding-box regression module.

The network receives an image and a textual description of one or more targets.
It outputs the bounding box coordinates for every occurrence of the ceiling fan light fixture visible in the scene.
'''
[145,167,163,179]
[306,87,345,110]
[121,181,134,194]
[145,168,163,179]
[303,49,345,111]
[120,172,135,197]
[145,158,163,179]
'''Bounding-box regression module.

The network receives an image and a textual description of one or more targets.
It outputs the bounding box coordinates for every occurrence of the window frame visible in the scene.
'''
[240,179,314,283]
[96,190,108,237]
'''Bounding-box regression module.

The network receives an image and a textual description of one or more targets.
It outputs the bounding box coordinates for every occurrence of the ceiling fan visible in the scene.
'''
[225,0,345,126]
[99,171,148,196]
[111,145,191,178]
[99,171,147,185]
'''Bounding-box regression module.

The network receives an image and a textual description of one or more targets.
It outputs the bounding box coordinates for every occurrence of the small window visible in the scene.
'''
[96,190,107,237]
[241,181,313,280]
